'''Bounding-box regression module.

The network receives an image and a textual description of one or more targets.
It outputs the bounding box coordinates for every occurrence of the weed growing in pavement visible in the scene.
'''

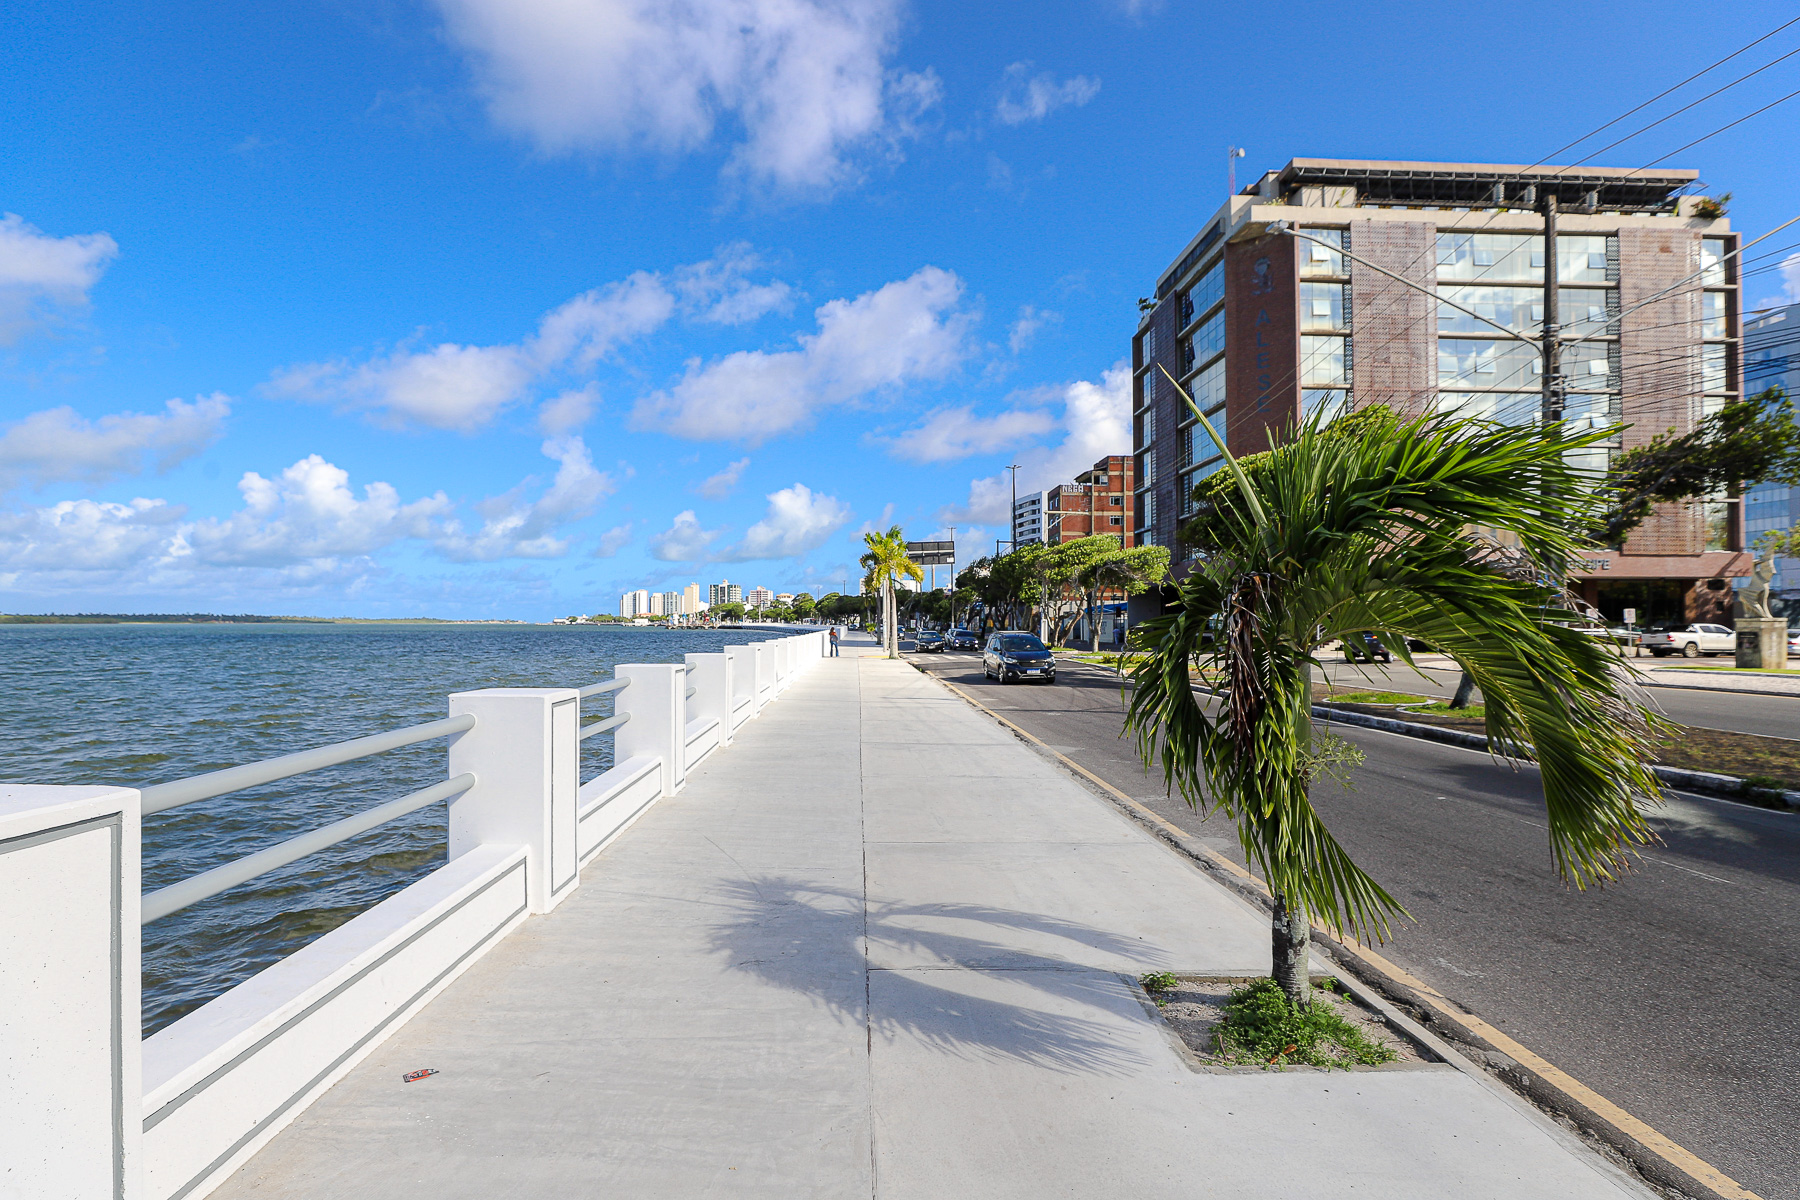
[1139,972,1180,1005]
[1212,978,1398,1070]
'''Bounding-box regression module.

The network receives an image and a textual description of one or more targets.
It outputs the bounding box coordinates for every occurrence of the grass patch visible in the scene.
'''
[1212,979,1399,1070]
[1139,971,1179,1001]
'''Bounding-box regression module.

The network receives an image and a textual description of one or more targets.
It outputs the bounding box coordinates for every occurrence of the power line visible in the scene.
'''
[1643,82,1800,167]
[1566,42,1800,166]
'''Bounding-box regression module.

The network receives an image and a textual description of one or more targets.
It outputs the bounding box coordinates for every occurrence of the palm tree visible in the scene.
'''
[1125,373,1666,1007]
[860,525,922,659]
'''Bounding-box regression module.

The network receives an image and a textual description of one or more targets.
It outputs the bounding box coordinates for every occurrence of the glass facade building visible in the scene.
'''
[1743,304,1800,615]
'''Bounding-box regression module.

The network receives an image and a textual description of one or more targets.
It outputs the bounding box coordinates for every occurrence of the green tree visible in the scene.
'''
[792,592,816,621]
[1076,538,1170,652]
[861,526,922,658]
[714,601,746,622]
[1126,394,1665,1007]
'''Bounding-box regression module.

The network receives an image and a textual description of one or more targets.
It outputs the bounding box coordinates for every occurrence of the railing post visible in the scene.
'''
[447,689,580,915]
[753,644,772,713]
[723,645,755,734]
[615,664,685,796]
[685,652,731,747]
[0,785,142,1200]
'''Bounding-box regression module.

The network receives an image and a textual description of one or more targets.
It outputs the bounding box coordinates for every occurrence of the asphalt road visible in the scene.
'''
[1317,656,1800,741]
[907,648,1800,1200]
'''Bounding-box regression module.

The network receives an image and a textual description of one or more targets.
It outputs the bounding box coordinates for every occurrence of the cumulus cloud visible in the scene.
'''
[718,483,849,560]
[1008,305,1058,353]
[0,395,229,492]
[885,406,1056,463]
[185,456,453,567]
[949,361,1132,523]
[650,509,724,561]
[634,266,974,443]
[268,250,789,432]
[0,497,186,572]
[994,63,1100,126]
[591,522,633,557]
[430,0,934,192]
[0,213,119,343]
[435,437,618,561]
[694,456,750,500]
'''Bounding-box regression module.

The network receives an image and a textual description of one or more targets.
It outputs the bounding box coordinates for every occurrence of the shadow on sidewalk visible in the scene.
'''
[709,876,1153,1076]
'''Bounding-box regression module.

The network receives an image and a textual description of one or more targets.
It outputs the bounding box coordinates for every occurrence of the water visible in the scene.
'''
[0,622,785,1035]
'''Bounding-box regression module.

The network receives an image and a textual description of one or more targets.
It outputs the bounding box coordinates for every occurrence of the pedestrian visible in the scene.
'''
[829,625,840,657]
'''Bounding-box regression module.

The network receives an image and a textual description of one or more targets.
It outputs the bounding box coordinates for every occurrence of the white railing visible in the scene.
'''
[0,629,830,1200]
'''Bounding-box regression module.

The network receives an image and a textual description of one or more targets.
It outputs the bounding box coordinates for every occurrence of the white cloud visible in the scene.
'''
[0,395,229,492]
[694,456,751,500]
[430,0,932,192]
[530,271,675,369]
[950,361,1132,523]
[1008,305,1057,353]
[650,509,724,561]
[591,522,633,557]
[634,266,974,443]
[538,383,600,433]
[185,456,453,568]
[0,213,119,343]
[1751,251,1800,314]
[0,497,186,571]
[435,437,618,561]
[718,483,849,560]
[671,244,795,325]
[269,341,536,433]
[994,63,1100,126]
[885,406,1056,463]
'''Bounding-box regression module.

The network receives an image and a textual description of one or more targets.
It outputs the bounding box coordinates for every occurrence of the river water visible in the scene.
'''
[0,622,786,1035]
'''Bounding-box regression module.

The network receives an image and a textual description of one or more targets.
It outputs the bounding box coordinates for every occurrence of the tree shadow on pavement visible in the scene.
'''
[708,875,1153,1077]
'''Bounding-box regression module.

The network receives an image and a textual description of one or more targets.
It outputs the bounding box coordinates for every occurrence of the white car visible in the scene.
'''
[1640,622,1736,658]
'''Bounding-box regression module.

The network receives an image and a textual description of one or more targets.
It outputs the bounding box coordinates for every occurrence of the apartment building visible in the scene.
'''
[747,586,774,609]
[618,588,651,618]
[1011,491,1045,547]
[1134,157,1747,624]
[1046,456,1135,545]
[1744,304,1800,615]
[708,581,743,607]
[683,582,704,614]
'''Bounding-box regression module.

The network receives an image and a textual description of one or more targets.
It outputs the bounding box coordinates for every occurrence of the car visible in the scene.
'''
[1342,632,1391,664]
[944,627,982,651]
[1639,622,1736,658]
[983,631,1056,684]
[914,630,945,653]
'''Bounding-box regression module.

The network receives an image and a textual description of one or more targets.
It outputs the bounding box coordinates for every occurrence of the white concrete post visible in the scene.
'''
[753,644,772,713]
[775,639,789,693]
[0,785,142,1200]
[685,652,731,746]
[722,645,756,734]
[615,664,685,796]
[447,689,580,915]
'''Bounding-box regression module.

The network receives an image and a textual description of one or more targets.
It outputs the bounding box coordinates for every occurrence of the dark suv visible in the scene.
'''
[914,630,945,653]
[983,631,1056,684]
[945,627,981,651]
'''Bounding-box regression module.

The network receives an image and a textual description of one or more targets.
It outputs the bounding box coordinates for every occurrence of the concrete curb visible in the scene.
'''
[918,663,1764,1200]
[1311,704,1800,812]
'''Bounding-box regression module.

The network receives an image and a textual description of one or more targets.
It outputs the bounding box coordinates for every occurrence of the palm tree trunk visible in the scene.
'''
[1449,671,1476,709]
[1090,588,1101,653]
[1271,894,1311,1007]
[884,578,897,658]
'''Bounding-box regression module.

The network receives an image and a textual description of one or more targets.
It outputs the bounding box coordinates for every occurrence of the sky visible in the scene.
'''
[3,0,1799,618]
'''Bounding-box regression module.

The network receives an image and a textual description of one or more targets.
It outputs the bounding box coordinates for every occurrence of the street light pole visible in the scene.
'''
[1540,191,1565,425]
[1228,146,1246,199]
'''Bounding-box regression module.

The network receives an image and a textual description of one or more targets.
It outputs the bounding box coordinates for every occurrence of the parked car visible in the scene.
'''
[1343,632,1391,664]
[945,627,982,651]
[983,631,1056,684]
[1640,622,1736,658]
[914,630,945,653]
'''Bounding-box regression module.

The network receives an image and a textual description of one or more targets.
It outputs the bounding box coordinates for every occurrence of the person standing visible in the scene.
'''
[829,626,840,657]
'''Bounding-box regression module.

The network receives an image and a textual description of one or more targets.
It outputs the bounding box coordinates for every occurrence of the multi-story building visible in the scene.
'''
[708,581,743,607]
[1046,456,1135,545]
[1133,157,1748,625]
[1011,491,1045,547]
[776,593,795,605]
[1744,304,1800,614]
[619,588,651,618]
[747,586,774,609]
[683,582,703,614]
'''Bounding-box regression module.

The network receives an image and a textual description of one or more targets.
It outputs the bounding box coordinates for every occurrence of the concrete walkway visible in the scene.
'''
[211,637,1647,1199]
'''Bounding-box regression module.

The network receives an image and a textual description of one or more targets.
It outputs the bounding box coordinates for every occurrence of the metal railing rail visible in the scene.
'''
[139,714,476,816]
[685,684,698,699]
[578,678,630,700]
[581,712,630,740]
[143,772,477,923]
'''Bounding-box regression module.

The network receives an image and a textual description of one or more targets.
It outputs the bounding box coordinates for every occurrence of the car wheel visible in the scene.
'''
[1682,642,1701,658]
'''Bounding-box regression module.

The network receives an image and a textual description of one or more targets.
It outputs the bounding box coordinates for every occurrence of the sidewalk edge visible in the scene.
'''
[922,666,1763,1200]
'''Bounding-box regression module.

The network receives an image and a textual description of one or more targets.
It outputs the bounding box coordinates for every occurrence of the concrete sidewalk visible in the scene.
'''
[210,639,1648,1199]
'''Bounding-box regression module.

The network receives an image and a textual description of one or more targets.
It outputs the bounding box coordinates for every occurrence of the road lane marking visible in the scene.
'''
[924,667,1766,1200]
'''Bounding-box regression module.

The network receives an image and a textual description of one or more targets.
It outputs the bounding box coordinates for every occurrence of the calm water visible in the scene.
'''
[0,622,785,1035]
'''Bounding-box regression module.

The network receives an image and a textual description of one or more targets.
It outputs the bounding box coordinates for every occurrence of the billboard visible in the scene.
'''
[905,539,956,565]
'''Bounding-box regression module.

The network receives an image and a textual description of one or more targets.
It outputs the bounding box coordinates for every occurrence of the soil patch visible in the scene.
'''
[1147,976,1429,1072]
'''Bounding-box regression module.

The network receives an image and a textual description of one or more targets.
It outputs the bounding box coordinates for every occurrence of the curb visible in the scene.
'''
[918,663,1764,1200]
[1311,704,1800,811]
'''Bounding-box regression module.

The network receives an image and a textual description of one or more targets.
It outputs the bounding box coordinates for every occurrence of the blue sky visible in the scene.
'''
[3,0,1798,618]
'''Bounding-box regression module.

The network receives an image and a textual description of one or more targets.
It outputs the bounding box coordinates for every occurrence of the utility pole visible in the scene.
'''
[1228,146,1246,198]
[1005,463,1022,552]
[1540,190,1564,425]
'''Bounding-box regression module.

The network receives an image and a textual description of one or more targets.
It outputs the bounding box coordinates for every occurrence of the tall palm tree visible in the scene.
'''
[861,525,922,659]
[1125,373,1666,1006]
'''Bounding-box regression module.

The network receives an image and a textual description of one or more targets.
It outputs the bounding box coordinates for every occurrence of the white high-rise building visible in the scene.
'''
[683,583,702,614]
[747,586,774,609]
[1012,491,1045,547]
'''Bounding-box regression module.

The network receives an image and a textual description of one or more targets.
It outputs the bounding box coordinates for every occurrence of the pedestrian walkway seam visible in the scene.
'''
[918,665,1758,1200]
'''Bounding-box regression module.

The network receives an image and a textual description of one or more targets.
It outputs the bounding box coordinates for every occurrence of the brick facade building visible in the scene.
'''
[1046,455,1136,545]
[1132,158,1747,625]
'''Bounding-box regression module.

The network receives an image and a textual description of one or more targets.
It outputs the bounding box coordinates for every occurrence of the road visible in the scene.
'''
[1316,655,1800,741]
[906,648,1800,1200]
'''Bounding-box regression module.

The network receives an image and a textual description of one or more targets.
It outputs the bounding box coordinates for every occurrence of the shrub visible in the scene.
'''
[1213,978,1398,1069]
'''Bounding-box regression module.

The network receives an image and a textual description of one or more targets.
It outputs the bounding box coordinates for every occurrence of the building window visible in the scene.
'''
[1141,449,1157,486]
[1301,335,1347,387]
[1702,344,1729,394]
[1187,309,1225,371]
[1437,232,1539,282]
[1701,238,1728,286]
[1299,228,1345,277]
[1190,357,1226,411]
[1141,491,1157,531]
[1557,236,1613,284]
[1302,389,1347,423]
[1435,391,1541,426]
[1436,286,1608,336]
[1702,291,1728,340]
[1190,258,1225,317]
[1140,370,1155,409]
[1139,409,1156,450]
[1110,515,1123,526]
[1144,325,1158,360]
[1437,339,1537,390]
[1301,282,1345,331]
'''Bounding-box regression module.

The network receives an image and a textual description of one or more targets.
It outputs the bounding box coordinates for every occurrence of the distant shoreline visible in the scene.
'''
[0,614,537,625]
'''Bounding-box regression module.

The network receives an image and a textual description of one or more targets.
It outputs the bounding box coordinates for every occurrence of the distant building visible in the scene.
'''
[776,592,794,604]
[683,583,703,614]
[747,586,774,609]
[1744,304,1800,615]
[1046,456,1136,545]
[1011,491,1044,547]
[709,581,743,607]
[618,589,653,618]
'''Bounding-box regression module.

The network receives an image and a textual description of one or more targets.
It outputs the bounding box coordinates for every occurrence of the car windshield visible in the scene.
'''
[997,634,1046,652]
[1649,623,1691,633]
[918,631,941,639]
